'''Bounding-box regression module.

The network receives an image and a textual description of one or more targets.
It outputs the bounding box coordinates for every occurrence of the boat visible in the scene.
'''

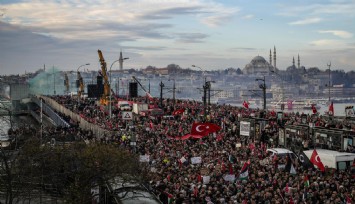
[269,99,320,110]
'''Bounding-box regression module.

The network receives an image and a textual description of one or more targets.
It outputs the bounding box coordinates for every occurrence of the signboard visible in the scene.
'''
[223,174,235,182]
[191,157,202,164]
[139,155,150,162]
[122,111,133,120]
[203,176,210,184]
[278,129,285,146]
[240,121,250,136]
[345,106,355,117]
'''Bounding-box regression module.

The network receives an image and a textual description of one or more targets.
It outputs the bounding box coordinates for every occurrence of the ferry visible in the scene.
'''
[269,99,320,110]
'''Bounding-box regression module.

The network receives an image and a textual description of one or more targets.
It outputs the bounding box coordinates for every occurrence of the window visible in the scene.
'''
[337,161,347,170]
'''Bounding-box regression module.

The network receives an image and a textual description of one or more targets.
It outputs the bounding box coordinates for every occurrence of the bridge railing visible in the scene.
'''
[38,95,114,139]
[31,96,70,128]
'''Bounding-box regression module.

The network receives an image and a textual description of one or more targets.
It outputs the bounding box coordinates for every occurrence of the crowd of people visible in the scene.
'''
[47,95,354,204]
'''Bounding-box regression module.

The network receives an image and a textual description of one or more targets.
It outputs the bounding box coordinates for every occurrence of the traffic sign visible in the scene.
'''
[122,111,133,120]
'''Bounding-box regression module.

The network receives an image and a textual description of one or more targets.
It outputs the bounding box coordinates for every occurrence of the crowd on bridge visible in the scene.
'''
[45,95,354,204]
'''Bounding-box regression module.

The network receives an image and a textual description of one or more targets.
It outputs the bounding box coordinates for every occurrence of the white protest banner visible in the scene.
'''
[191,157,202,164]
[180,156,187,163]
[203,176,211,184]
[223,174,235,182]
[139,155,150,162]
[240,121,250,136]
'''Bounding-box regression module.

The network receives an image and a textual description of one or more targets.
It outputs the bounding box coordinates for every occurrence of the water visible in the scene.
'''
[223,102,353,117]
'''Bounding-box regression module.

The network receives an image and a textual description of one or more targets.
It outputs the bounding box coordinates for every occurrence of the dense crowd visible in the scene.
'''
[47,95,354,204]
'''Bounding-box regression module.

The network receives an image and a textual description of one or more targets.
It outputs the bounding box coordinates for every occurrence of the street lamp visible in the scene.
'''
[168,78,176,107]
[76,63,90,99]
[109,59,120,119]
[271,70,285,110]
[159,81,164,108]
[327,62,331,103]
[206,80,215,115]
[255,76,266,110]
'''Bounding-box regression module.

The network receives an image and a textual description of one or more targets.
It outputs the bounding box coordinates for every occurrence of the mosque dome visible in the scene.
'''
[243,55,276,75]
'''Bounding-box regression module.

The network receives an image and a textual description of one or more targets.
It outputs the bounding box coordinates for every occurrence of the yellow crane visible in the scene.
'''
[64,73,69,94]
[77,71,84,98]
[98,49,110,105]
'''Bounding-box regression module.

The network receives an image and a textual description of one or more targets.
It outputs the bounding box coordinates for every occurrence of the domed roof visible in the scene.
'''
[251,56,267,63]
[243,55,275,75]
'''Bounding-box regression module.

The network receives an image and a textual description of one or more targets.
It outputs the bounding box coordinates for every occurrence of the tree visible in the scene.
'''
[13,140,151,203]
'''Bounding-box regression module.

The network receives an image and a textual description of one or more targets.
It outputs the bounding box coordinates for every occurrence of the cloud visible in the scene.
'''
[242,14,254,19]
[175,32,209,43]
[278,2,355,16]
[318,30,353,39]
[309,39,343,47]
[228,47,258,51]
[289,17,322,25]
[1,0,237,41]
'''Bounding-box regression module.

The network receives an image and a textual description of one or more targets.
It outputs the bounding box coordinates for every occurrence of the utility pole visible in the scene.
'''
[203,82,207,118]
[173,80,176,108]
[327,62,331,103]
[160,81,164,108]
[256,76,266,110]
[53,66,56,95]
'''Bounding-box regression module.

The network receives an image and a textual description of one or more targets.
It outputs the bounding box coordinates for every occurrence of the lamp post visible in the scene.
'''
[203,80,215,117]
[256,76,266,110]
[271,70,284,110]
[52,66,56,95]
[160,81,164,108]
[327,62,331,103]
[109,60,120,119]
[169,78,176,107]
[76,63,90,99]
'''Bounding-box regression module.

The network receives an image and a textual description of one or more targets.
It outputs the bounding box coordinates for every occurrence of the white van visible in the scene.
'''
[266,148,297,159]
[303,149,355,170]
[118,101,131,111]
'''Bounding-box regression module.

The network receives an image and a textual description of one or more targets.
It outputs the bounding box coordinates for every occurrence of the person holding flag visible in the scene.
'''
[311,104,317,114]
[310,149,325,172]
[328,101,334,116]
[243,100,249,109]
[239,160,250,180]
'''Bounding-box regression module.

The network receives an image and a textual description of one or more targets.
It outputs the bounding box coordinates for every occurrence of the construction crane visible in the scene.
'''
[64,73,69,94]
[77,71,84,98]
[98,49,111,105]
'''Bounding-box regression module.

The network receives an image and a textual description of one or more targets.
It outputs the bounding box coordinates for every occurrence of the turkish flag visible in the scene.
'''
[243,101,249,109]
[328,101,334,116]
[310,149,325,172]
[190,122,221,136]
[173,109,185,115]
[312,104,317,114]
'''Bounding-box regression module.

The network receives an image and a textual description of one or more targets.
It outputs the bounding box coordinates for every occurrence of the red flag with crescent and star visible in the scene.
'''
[243,101,249,109]
[310,149,325,172]
[311,104,317,114]
[190,122,221,136]
[172,109,185,115]
[328,101,334,116]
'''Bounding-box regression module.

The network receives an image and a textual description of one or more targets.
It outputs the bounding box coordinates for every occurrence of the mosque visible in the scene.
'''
[242,46,302,75]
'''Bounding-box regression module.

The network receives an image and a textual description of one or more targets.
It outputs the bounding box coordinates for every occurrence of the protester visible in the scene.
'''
[47,95,355,203]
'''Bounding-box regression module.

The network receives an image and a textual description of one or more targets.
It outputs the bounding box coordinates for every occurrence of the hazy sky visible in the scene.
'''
[0,0,355,75]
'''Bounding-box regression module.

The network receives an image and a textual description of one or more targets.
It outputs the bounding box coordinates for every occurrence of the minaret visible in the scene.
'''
[119,51,123,70]
[298,54,300,69]
[292,56,295,67]
[273,46,276,69]
[269,49,272,66]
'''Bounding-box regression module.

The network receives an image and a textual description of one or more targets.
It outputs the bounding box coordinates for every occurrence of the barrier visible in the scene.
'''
[38,95,116,139]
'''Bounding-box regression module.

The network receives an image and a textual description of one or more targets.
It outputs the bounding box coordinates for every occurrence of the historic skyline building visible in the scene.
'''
[243,46,278,75]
